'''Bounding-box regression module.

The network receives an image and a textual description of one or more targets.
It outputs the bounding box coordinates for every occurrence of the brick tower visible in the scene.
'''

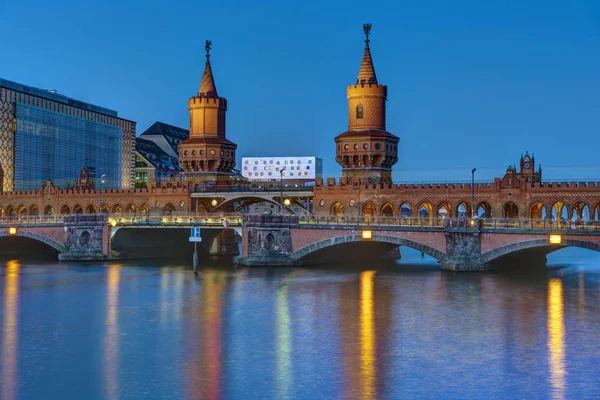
[335,24,399,184]
[179,40,237,185]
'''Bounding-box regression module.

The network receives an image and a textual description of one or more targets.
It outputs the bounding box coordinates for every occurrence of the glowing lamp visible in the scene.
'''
[549,235,562,245]
[211,199,218,207]
[283,198,291,206]
[470,219,475,226]
[362,230,372,240]
[109,218,117,227]
[9,227,16,235]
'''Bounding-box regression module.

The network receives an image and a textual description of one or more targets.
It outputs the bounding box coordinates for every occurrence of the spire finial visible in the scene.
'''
[363,23,372,43]
[205,40,212,59]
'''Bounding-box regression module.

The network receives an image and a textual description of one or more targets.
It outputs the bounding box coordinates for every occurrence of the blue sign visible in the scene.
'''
[189,227,202,242]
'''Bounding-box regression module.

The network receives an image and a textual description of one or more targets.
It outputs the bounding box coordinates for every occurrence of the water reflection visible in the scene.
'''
[276,274,293,400]
[105,266,121,400]
[360,270,376,400]
[548,278,565,400]
[2,260,20,400]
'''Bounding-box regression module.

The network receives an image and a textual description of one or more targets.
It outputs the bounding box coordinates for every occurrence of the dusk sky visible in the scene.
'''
[2,0,600,181]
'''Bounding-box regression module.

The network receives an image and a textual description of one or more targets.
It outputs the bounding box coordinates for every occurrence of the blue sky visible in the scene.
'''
[1,0,600,181]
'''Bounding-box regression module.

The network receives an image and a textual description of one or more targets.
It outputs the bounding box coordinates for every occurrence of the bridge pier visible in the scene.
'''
[440,232,487,272]
[208,230,240,257]
[59,215,113,261]
[241,226,298,266]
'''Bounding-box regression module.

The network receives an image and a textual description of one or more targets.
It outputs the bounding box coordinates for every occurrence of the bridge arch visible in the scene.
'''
[0,230,64,252]
[481,238,600,264]
[592,201,600,221]
[292,234,445,261]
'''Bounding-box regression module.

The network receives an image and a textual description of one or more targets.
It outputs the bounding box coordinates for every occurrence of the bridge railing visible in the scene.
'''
[0,215,66,226]
[289,216,600,231]
[107,213,243,227]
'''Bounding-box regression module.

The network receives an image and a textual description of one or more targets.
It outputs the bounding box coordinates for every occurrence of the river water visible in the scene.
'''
[1,248,599,400]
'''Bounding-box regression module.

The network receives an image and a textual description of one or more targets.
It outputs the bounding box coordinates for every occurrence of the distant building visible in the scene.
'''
[134,122,188,188]
[241,156,323,182]
[0,78,136,191]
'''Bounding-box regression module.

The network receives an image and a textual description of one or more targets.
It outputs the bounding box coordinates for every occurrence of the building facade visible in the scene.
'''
[241,157,322,181]
[0,78,135,192]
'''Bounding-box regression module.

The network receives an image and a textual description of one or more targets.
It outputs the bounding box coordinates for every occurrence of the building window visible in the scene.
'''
[245,160,248,164]
[276,161,280,165]
[253,167,257,171]
[244,166,248,170]
[285,161,288,164]
[298,160,301,164]
[307,166,310,169]
[290,160,294,164]
[308,160,312,164]
[270,160,273,164]
[357,104,364,119]
[255,161,258,164]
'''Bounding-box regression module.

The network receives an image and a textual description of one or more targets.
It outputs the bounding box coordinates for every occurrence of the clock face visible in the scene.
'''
[524,162,530,169]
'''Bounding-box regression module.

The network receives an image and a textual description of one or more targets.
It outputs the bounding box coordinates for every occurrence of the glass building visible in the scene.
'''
[0,78,135,191]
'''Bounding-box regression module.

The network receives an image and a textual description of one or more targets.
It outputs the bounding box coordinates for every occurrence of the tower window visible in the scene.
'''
[356,104,364,119]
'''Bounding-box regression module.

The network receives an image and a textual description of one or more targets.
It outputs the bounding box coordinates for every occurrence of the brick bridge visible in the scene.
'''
[2,213,600,271]
[241,216,600,271]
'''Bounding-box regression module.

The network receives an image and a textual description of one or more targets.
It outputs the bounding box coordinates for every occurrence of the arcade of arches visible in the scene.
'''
[321,197,600,222]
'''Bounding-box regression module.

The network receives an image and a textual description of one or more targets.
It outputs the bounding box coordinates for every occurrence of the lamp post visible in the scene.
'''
[471,168,476,218]
[99,174,106,216]
[279,167,287,215]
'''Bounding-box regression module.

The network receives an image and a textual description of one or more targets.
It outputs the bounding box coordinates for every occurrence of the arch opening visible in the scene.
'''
[502,201,518,219]
[476,201,492,218]
[362,201,376,218]
[330,201,345,216]
[380,202,394,217]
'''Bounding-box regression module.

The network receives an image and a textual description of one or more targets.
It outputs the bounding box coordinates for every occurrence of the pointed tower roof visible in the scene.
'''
[198,40,218,97]
[357,24,378,85]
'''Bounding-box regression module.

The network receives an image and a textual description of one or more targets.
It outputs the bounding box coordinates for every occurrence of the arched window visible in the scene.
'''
[356,104,364,119]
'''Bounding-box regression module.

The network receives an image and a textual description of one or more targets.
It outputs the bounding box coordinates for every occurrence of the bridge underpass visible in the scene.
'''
[110,227,241,260]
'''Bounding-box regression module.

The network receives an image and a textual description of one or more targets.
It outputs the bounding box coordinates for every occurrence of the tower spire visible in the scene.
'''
[199,40,218,97]
[357,23,377,85]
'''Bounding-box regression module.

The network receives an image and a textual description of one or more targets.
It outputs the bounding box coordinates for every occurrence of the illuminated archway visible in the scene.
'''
[455,201,471,218]
[139,203,149,215]
[164,203,176,213]
[436,201,451,220]
[529,201,546,219]
[551,201,568,224]
[418,202,432,220]
[125,204,136,214]
[30,205,39,216]
[16,205,27,216]
[502,201,518,219]
[5,205,14,217]
[60,204,71,215]
[111,204,122,215]
[399,202,413,219]
[330,201,345,216]
[362,201,376,217]
[86,205,96,214]
[73,204,83,214]
[44,205,55,215]
[380,202,394,217]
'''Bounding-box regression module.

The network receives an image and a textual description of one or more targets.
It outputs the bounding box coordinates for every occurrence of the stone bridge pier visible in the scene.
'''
[59,215,112,261]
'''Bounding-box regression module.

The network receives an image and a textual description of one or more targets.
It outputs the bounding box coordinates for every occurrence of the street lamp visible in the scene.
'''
[99,174,106,215]
[280,167,287,215]
[471,168,476,218]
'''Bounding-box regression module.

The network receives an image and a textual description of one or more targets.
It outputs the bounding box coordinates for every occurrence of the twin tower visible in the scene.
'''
[178,24,399,185]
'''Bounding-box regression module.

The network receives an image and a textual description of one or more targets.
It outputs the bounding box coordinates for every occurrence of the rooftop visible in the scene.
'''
[0,77,118,117]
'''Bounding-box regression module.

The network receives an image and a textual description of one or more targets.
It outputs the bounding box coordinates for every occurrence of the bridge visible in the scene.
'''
[241,215,600,270]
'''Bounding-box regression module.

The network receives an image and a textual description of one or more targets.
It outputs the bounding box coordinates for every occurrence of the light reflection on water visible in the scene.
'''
[0,249,599,399]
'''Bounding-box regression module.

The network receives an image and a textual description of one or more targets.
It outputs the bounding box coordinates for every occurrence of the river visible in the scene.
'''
[0,248,599,399]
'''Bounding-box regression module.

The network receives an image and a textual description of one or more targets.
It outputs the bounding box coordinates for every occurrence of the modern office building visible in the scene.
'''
[134,122,188,188]
[0,78,136,191]
[241,157,323,181]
